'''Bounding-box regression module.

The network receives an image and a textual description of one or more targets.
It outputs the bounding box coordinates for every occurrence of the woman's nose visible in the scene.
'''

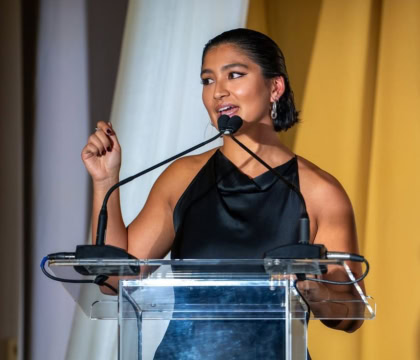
[213,80,229,99]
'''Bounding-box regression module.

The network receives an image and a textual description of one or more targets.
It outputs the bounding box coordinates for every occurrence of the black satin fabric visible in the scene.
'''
[154,149,305,360]
[171,149,302,259]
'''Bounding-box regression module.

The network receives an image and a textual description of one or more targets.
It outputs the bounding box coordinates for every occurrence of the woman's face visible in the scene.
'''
[201,43,280,130]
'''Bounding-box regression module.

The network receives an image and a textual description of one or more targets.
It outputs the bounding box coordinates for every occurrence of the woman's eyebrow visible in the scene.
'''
[221,63,249,71]
[200,63,249,76]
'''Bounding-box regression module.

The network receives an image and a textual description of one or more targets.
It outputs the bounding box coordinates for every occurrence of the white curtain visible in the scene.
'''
[114,0,249,224]
[67,0,249,359]
[30,1,90,359]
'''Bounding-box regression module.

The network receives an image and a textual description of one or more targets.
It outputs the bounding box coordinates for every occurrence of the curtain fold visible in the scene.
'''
[30,1,90,359]
[362,1,420,359]
[248,0,420,359]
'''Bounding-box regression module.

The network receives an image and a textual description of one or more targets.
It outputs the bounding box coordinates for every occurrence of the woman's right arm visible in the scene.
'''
[81,121,128,250]
[81,121,191,259]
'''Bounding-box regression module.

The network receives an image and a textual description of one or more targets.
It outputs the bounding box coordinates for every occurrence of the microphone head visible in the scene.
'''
[227,116,243,134]
[217,115,229,132]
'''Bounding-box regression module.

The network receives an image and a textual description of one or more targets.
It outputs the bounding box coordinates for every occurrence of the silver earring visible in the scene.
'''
[271,101,278,120]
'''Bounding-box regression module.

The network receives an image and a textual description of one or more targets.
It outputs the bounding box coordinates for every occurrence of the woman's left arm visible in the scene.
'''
[299,162,365,332]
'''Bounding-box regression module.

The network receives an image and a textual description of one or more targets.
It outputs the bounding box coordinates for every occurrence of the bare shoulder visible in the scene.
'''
[297,155,358,255]
[167,147,217,174]
[126,148,219,259]
[297,156,353,218]
[152,147,219,210]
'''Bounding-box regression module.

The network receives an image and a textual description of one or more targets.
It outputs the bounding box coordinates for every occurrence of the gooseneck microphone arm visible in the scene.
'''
[96,130,225,247]
[229,137,304,205]
[230,134,310,244]
[221,115,310,245]
[44,122,229,277]
[229,135,310,244]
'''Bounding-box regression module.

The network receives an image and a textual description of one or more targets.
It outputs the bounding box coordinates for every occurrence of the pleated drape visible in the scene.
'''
[29,1,90,359]
[248,0,420,359]
[361,1,420,359]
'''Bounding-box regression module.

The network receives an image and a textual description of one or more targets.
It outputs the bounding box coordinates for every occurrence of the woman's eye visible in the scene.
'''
[201,78,214,85]
[229,72,245,79]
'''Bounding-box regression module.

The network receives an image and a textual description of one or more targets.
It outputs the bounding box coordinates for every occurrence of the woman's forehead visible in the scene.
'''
[202,43,256,70]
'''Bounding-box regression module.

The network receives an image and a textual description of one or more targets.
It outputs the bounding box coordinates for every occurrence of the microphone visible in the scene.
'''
[217,114,229,132]
[73,122,227,275]
[225,115,326,260]
[217,114,242,134]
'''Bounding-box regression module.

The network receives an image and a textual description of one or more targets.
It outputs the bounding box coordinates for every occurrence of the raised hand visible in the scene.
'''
[81,121,121,185]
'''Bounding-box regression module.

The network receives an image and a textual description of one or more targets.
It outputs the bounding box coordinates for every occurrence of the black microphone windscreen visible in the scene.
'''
[217,115,229,132]
[227,116,243,134]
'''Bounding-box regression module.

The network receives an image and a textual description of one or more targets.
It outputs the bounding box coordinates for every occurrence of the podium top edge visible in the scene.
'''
[48,258,344,266]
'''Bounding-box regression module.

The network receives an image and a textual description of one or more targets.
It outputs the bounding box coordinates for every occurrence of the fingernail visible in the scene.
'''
[107,146,111,152]
[106,129,112,135]
[108,122,112,127]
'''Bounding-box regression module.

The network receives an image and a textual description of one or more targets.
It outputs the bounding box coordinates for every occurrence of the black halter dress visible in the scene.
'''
[153,149,303,360]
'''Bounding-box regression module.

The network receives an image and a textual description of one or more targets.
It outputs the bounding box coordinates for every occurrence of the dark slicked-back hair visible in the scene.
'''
[202,28,299,132]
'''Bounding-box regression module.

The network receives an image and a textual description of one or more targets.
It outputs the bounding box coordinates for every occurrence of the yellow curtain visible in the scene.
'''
[248,1,420,359]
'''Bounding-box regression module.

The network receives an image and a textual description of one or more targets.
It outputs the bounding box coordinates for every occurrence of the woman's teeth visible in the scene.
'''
[219,106,238,115]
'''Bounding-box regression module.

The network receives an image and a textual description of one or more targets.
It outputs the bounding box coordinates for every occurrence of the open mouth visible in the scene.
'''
[218,105,239,117]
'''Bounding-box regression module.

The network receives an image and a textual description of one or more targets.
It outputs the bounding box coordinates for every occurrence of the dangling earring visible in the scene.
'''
[271,100,278,120]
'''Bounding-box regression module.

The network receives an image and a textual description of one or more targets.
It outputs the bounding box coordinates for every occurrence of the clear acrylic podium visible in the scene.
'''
[47,258,375,359]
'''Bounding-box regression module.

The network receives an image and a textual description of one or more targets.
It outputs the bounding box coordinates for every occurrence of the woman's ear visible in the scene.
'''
[270,76,285,102]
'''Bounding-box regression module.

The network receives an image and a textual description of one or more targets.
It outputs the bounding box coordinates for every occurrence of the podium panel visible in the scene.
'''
[119,268,307,359]
[46,258,375,360]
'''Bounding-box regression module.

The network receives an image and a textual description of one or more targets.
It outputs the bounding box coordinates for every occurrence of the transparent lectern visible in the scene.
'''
[47,258,375,359]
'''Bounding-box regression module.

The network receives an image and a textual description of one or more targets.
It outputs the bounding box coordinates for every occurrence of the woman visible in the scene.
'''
[82,28,364,358]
